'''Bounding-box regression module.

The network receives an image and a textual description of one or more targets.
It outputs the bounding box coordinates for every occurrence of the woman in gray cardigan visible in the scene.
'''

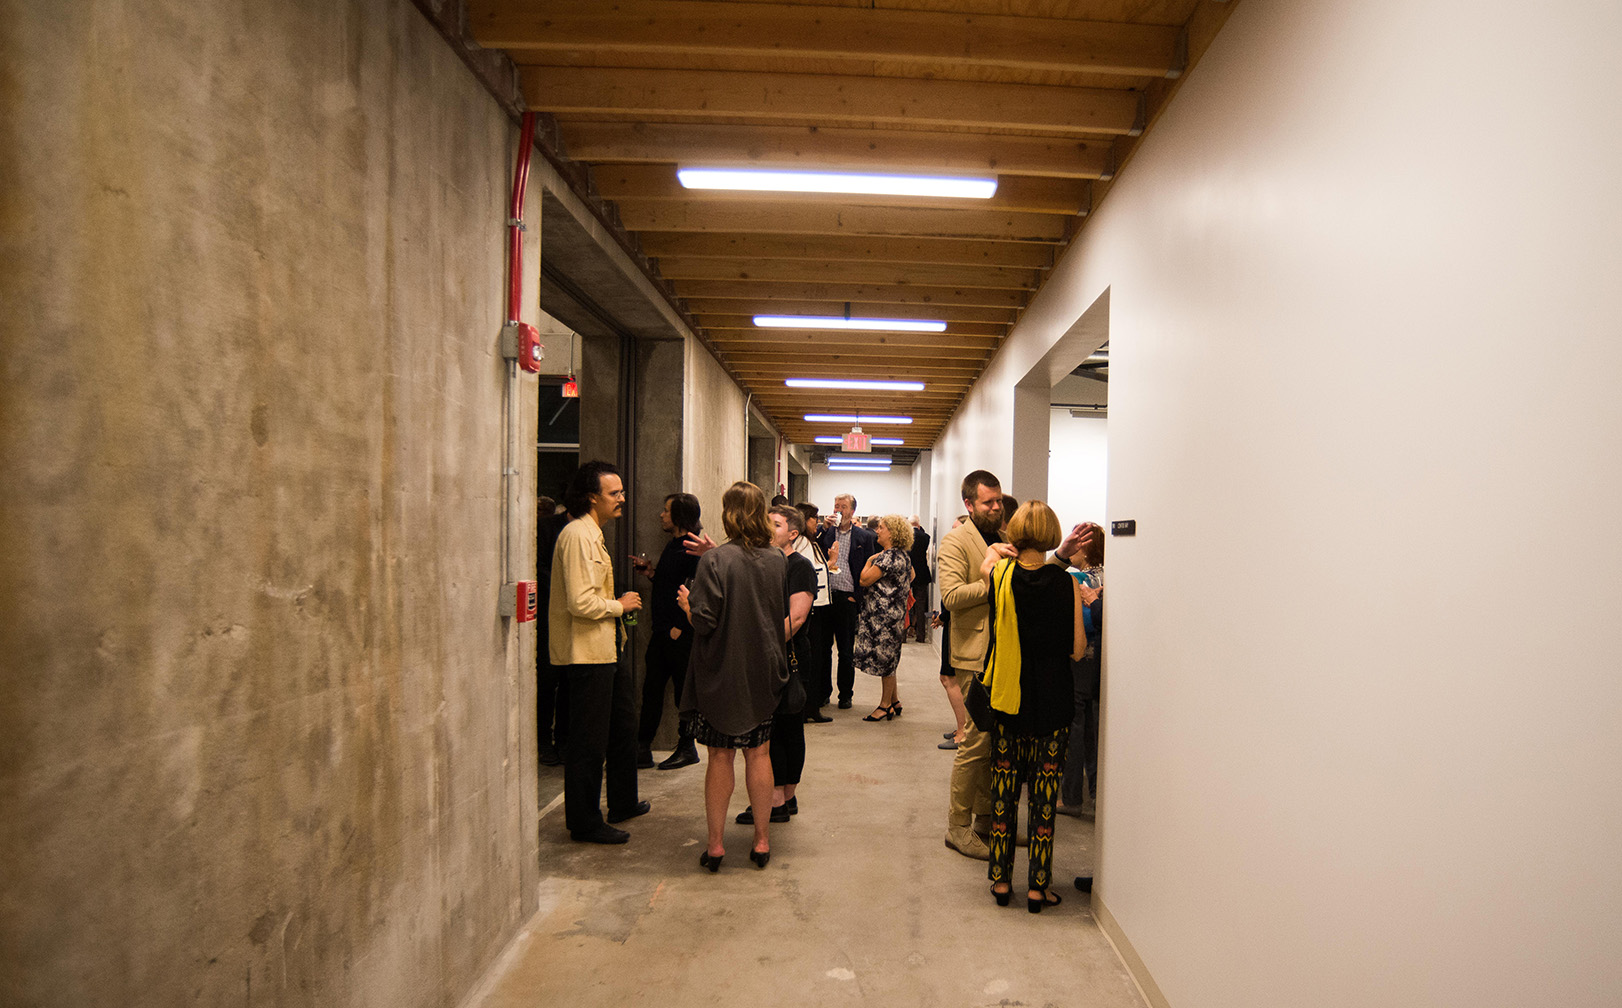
[677,481,789,870]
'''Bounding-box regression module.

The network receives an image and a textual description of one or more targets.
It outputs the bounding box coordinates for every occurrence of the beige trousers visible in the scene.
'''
[947,714,993,829]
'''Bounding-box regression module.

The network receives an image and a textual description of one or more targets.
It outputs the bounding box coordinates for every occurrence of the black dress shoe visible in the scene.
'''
[538,745,563,767]
[735,804,790,824]
[657,746,699,770]
[606,800,651,824]
[804,710,833,724]
[837,698,852,709]
[570,824,629,844]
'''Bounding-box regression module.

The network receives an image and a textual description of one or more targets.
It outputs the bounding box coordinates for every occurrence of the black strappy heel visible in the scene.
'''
[862,705,894,721]
[991,884,1011,907]
[1027,890,1062,914]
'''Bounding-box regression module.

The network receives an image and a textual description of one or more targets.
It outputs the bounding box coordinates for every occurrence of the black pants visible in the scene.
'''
[537,649,569,750]
[829,590,859,702]
[638,629,693,745]
[769,710,806,786]
[563,659,639,834]
[910,585,931,642]
[804,606,834,708]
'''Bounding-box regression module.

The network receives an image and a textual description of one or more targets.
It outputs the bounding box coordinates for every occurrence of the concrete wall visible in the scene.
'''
[682,337,749,516]
[0,2,539,1006]
[933,0,1622,1004]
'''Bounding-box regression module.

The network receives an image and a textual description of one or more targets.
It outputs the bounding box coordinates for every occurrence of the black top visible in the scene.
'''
[990,563,1076,735]
[650,535,701,633]
[783,551,818,662]
[909,528,932,586]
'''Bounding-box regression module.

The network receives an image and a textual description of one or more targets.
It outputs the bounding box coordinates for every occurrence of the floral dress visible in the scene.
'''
[852,547,911,677]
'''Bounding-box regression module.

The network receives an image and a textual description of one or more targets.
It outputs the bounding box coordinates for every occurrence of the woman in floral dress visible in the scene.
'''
[852,513,914,721]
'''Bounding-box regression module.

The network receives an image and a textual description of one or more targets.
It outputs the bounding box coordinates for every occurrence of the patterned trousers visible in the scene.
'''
[987,722,1070,893]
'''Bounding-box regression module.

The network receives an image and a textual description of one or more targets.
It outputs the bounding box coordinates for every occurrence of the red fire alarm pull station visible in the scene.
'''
[506,580,538,622]
[517,322,543,373]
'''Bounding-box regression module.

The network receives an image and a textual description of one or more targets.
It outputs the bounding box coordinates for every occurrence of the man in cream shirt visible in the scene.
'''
[551,460,646,844]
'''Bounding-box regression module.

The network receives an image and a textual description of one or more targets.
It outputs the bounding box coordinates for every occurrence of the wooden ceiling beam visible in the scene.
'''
[642,233,1052,270]
[476,1,1181,77]
[671,280,1028,309]
[522,67,1146,136]
[594,165,1091,216]
[559,123,1116,180]
[615,200,1069,242]
[656,258,1040,290]
[682,299,1018,324]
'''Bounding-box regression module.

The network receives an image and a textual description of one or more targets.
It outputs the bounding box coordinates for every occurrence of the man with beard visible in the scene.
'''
[939,470,1090,859]
[551,461,647,844]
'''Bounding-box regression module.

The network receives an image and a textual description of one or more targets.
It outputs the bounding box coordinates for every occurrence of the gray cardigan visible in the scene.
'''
[680,542,789,735]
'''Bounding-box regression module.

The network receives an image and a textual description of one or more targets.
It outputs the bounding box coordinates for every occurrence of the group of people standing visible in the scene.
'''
[538,459,1103,903]
[935,469,1104,912]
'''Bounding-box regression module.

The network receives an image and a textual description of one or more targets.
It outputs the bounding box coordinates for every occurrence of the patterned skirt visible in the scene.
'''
[686,710,774,750]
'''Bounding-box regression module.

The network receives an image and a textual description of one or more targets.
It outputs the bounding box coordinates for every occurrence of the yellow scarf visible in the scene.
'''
[982,558,1022,715]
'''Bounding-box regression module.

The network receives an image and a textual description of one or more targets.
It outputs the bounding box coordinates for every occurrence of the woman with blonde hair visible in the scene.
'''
[978,500,1084,912]
[852,513,915,721]
[678,481,789,871]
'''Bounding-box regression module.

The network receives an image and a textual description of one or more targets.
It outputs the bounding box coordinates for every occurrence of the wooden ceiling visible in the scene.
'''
[469,0,1234,459]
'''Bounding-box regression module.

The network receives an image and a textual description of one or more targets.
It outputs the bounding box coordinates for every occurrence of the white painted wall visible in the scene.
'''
[934,1,1622,1005]
[1046,412,1107,532]
[807,464,915,519]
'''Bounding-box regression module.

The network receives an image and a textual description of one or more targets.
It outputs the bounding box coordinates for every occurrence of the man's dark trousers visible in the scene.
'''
[830,589,860,703]
[805,605,834,708]
[638,631,693,745]
[564,658,639,834]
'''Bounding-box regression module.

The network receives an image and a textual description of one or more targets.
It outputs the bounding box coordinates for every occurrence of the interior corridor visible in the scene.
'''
[469,642,1142,1008]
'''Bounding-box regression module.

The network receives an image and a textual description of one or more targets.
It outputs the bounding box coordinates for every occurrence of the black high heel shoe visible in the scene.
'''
[990,884,1011,907]
[749,849,770,869]
[1027,890,1062,914]
[891,702,903,717]
[862,705,894,722]
[699,852,723,872]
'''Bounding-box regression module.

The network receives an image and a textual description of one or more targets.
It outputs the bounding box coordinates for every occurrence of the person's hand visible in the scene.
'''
[683,532,718,556]
[618,591,642,613]
[676,584,691,616]
[629,554,652,577]
[981,542,1015,578]
[1078,582,1101,605]
[1056,523,1095,564]
[929,611,943,629]
[826,540,840,572]
[669,627,682,640]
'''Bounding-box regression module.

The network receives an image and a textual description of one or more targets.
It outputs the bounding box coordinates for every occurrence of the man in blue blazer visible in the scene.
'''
[815,492,879,709]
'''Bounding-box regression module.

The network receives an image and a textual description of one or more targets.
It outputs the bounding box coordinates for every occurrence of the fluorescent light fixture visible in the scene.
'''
[804,414,913,424]
[755,315,946,333]
[872,438,905,445]
[827,464,891,472]
[828,455,891,465]
[785,378,925,391]
[678,167,996,199]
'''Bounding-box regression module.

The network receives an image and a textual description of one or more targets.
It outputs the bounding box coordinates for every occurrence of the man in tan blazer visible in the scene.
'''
[940,469,1089,859]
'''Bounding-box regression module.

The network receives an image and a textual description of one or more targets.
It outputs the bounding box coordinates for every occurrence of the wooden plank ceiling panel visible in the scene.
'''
[470,0,1234,457]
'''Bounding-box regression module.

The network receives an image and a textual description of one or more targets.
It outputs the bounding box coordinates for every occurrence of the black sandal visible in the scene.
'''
[862,705,894,722]
[990,884,1011,907]
[1027,890,1062,914]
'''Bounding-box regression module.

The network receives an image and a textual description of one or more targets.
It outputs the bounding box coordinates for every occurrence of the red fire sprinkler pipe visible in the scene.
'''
[508,111,537,324]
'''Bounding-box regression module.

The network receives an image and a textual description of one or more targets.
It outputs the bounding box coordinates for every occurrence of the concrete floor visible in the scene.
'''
[468,642,1146,1008]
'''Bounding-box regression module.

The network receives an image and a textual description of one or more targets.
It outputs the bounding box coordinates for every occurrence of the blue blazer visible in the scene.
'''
[817,523,880,601]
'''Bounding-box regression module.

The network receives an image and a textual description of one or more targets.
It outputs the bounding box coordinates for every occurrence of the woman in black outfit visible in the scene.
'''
[737,505,818,825]
[979,501,1085,912]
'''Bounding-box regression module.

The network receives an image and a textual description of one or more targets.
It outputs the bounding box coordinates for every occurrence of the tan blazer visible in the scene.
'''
[937,519,997,671]
[549,515,624,665]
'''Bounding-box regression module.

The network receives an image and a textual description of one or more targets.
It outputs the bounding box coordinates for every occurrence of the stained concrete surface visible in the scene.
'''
[471,643,1145,1008]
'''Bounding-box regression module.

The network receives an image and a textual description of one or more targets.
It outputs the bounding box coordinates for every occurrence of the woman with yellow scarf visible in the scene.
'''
[978,501,1086,913]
